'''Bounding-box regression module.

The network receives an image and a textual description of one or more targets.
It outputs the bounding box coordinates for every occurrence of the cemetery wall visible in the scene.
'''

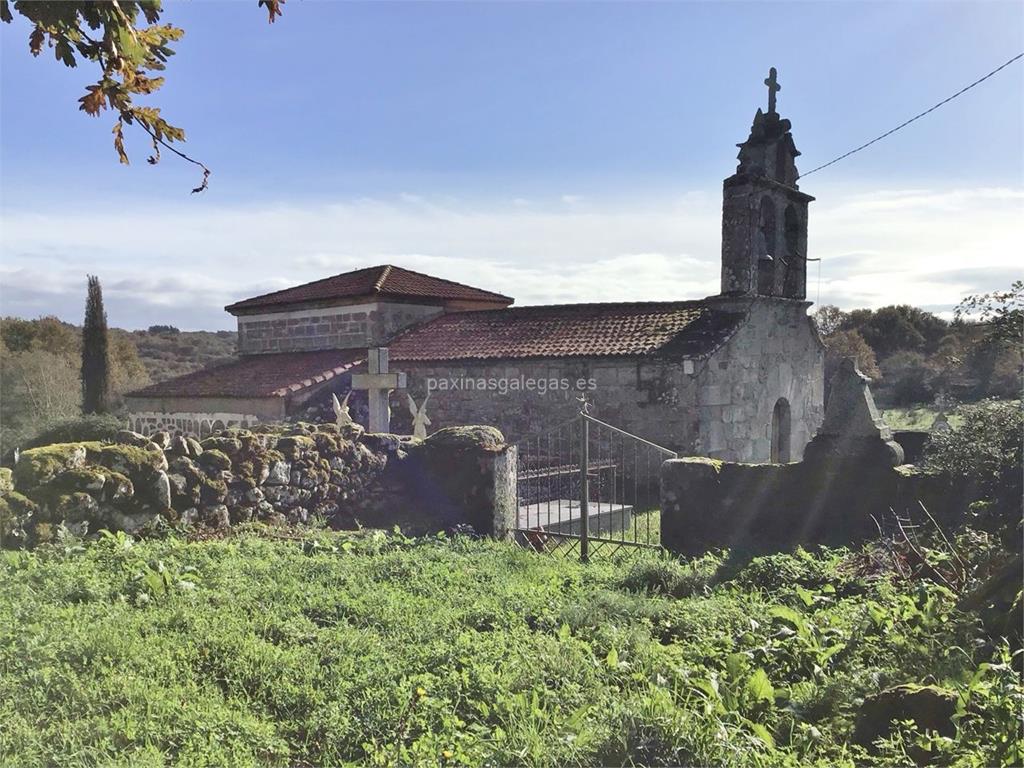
[0,423,514,548]
[660,455,974,557]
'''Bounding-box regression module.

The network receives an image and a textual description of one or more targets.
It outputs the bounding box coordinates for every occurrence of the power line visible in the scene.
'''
[800,52,1024,178]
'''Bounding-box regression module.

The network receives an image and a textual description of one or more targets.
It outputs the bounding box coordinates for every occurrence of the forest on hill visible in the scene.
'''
[0,319,235,455]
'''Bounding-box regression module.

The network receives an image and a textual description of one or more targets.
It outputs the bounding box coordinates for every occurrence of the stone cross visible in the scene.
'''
[764,67,781,114]
[351,347,407,433]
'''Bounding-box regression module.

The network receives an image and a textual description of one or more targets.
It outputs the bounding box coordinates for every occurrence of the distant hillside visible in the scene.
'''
[124,328,238,383]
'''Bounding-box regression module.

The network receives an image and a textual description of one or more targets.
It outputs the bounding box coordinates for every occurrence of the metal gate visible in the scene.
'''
[512,402,677,560]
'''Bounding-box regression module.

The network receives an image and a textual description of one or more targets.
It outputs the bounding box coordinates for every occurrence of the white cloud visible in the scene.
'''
[0,186,1020,330]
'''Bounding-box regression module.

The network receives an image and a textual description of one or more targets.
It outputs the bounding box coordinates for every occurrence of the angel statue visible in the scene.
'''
[406,393,432,439]
[331,391,354,427]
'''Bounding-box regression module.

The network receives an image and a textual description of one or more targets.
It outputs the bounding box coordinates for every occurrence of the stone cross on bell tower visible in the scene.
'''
[764,67,781,115]
[719,67,815,300]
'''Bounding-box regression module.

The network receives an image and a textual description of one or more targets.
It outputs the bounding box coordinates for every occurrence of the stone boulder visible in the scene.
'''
[113,430,156,448]
[13,443,88,489]
[423,426,505,452]
[854,684,957,753]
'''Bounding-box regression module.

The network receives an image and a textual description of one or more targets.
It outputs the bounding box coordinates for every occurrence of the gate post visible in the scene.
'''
[579,414,590,562]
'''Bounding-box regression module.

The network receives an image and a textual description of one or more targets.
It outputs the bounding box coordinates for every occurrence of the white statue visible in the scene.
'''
[406,393,432,439]
[332,391,353,427]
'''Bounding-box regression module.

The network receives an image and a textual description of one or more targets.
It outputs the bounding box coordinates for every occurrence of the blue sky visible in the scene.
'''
[1,1,1022,330]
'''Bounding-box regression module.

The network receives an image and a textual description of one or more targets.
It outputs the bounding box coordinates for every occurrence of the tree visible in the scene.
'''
[1,0,284,192]
[955,281,1023,348]
[955,282,1023,399]
[81,275,111,414]
[823,329,880,380]
[812,305,847,337]
[879,351,937,406]
[842,305,948,358]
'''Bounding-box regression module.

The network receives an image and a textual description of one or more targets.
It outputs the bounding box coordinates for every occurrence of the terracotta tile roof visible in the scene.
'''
[389,301,745,361]
[225,265,513,313]
[126,350,365,399]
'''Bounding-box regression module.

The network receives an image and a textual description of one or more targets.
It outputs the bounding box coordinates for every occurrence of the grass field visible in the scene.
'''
[1,528,1019,767]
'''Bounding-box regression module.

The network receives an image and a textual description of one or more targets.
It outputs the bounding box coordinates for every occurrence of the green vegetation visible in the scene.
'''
[0,316,235,458]
[0,529,1019,767]
[814,283,1022,407]
[130,327,236,383]
[81,275,111,415]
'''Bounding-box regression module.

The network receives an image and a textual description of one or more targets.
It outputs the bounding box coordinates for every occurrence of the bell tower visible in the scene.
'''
[720,68,814,299]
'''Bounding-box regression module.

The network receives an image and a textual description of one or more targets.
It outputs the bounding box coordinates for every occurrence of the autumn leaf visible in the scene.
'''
[7,0,279,191]
[79,85,107,116]
[259,0,285,23]
[112,120,129,165]
[28,27,45,56]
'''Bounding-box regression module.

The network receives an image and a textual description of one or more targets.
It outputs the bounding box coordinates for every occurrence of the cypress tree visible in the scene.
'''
[82,275,111,414]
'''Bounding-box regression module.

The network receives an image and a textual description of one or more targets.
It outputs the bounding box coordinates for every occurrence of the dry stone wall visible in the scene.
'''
[0,423,513,549]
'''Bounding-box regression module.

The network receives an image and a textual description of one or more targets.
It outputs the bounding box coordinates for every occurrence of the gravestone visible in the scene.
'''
[803,357,904,467]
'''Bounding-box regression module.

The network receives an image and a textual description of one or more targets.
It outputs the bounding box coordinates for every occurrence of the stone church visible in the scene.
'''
[125,75,825,462]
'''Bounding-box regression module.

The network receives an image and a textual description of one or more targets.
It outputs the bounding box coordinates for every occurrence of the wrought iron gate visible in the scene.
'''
[512,404,677,560]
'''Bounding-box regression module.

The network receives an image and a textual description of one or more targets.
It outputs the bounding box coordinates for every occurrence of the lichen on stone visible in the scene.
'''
[197,449,232,472]
[13,443,91,490]
[275,435,317,460]
[423,426,505,452]
[92,443,168,478]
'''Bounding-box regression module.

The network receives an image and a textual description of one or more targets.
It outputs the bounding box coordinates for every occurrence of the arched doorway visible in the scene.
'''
[770,398,791,463]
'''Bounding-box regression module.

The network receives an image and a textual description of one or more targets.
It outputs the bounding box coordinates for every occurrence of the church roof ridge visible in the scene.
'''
[444,298,710,314]
[225,264,514,314]
[387,298,745,362]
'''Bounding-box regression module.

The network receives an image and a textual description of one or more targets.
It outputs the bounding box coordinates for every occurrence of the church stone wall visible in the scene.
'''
[692,298,824,462]
[396,298,823,463]
[393,358,700,453]
[236,301,442,354]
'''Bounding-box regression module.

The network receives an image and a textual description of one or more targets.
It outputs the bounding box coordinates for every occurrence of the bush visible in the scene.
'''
[619,552,723,597]
[925,399,1022,515]
[18,415,124,454]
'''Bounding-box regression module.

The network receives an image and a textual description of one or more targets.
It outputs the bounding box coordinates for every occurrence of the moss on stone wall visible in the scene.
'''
[13,443,90,490]
[2,422,511,549]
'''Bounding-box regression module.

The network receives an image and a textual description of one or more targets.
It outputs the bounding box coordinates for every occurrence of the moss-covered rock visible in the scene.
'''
[423,426,505,452]
[200,437,243,456]
[13,443,90,490]
[276,435,317,460]
[0,490,38,547]
[52,468,108,493]
[29,490,100,524]
[0,467,13,494]
[92,443,168,477]
[102,471,134,501]
[114,430,156,449]
[276,436,315,460]
[197,449,232,472]
[198,474,228,505]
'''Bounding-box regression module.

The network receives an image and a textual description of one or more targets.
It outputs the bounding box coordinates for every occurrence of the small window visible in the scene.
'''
[770,398,792,463]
